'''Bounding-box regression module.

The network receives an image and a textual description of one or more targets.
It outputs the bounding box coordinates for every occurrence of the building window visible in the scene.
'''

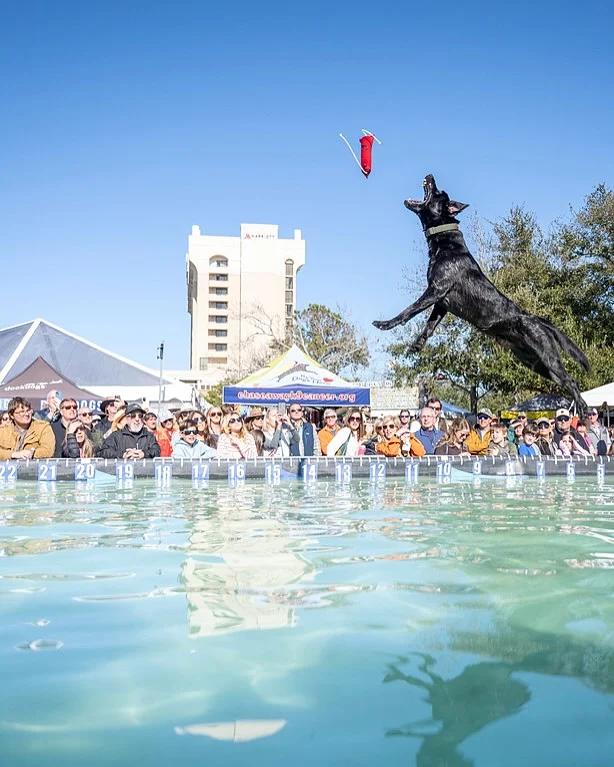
[286,304,293,317]
[286,276,293,290]
[215,329,227,337]
[199,357,206,371]
[215,287,228,295]
[215,316,227,324]
[285,291,293,304]
[210,273,228,281]
[215,302,227,309]
[215,343,227,352]
[215,259,228,268]
[285,259,294,276]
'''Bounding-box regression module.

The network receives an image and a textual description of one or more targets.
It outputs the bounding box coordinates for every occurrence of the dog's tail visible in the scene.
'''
[540,318,591,371]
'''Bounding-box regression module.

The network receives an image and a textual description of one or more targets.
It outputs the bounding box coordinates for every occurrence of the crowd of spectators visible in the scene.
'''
[0,392,612,462]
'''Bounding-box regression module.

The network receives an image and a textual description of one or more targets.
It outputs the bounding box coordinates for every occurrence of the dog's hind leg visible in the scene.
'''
[373,288,442,331]
[409,304,448,352]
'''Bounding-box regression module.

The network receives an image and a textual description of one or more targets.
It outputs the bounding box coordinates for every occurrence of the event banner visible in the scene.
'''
[223,386,371,407]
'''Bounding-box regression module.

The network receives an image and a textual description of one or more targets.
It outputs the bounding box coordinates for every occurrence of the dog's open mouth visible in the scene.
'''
[405,175,436,208]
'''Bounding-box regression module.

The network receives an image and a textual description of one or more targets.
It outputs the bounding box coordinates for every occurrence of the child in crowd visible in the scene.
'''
[518,424,541,457]
[487,423,518,457]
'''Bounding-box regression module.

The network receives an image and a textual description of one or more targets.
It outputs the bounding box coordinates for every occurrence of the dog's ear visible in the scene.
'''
[447,200,469,216]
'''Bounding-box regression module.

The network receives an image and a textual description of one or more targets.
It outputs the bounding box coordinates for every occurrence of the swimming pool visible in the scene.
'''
[2,476,614,766]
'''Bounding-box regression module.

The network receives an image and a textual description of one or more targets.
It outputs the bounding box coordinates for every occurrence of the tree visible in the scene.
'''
[292,304,370,375]
[386,189,614,412]
[242,301,370,376]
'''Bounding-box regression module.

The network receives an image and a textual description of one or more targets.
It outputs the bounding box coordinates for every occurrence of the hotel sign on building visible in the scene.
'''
[186,223,305,381]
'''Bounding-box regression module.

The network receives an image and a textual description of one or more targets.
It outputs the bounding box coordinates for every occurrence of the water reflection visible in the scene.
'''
[182,484,317,637]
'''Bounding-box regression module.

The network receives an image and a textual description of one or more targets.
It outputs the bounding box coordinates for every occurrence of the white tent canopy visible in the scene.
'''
[581,382,614,408]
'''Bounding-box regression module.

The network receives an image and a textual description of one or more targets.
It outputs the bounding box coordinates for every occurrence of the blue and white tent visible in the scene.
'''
[223,345,370,407]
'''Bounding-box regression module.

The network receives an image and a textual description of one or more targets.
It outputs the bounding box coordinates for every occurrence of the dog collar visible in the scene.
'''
[425,223,459,238]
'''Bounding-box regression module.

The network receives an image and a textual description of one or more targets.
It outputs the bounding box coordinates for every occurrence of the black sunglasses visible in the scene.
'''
[183,429,198,436]
[477,414,490,419]
[557,416,570,422]
[228,417,242,424]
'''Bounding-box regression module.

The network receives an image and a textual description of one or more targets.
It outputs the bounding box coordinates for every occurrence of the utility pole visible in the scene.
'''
[157,342,164,410]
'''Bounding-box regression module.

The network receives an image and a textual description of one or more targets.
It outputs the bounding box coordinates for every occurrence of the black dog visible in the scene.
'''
[373,175,589,411]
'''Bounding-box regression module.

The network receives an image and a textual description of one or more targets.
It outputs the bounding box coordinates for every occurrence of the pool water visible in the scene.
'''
[2,477,614,766]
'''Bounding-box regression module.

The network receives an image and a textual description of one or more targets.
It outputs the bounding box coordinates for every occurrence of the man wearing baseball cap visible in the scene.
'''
[552,408,580,448]
[466,408,494,455]
[99,403,161,459]
[585,408,610,456]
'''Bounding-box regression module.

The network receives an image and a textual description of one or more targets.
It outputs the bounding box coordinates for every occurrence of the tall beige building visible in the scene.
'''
[186,223,305,381]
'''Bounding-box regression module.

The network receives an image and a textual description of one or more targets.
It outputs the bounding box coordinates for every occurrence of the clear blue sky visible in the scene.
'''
[1,1,612,374]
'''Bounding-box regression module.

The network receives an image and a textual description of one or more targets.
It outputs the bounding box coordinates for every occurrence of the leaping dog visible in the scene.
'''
[373,175,589,412]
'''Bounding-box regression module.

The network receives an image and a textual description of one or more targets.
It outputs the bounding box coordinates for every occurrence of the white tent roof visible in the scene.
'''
[236,345,353,387]
[581,382,614,407]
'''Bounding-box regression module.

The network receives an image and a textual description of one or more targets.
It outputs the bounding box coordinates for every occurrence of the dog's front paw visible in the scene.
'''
[373,319,393,331]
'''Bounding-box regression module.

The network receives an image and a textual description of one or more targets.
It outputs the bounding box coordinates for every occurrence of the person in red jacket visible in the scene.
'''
[155,407,176,457]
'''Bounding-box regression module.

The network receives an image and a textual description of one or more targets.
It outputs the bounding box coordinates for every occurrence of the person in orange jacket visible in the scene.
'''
[376,418,426,457]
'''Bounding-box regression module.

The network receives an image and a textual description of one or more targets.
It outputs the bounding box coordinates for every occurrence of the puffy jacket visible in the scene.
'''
[172,439,217,459]
[376,434,426,458]
[0,420,55,459]
[99,426,161,459]
[466,428,491,455]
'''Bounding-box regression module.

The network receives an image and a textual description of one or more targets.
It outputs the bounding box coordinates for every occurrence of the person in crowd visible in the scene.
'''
[552,408,580,448]
[111,406,127,432]
[426,398,448,433]
[518,424,541,457]
[251,429,265,457]
[435,418,471,456]
[318,409,342,454]
[558,432,592,458]
[362,419,383,455]
[50,398,79,457]
[376,418,426,457]
[245,407,265,433]
[204,406,224,448]
[216,413,257,459]
[0,397,55,459]
[535,418,556,456]
[155,408,175,457]
[507,412,527,442]
[575,419,597,456]
[397,409,413,438]
[95,396,125,440]
[0,411,10,426]
[171,419,217,459]
[414,407,445,454]
[34,391,62,422]
[585,408,610,455]
[486,422,518,457]
[144,411,158,433]
[283,403,321,457]
[99,403,161,459]
[62,419,95,458]
[172,411,194,445]
[508,419,525,448]
[466,409,494,455]
[77,404,104,453]
[260,408,289,456]
[326,409,365,457]
[190,410,208,443]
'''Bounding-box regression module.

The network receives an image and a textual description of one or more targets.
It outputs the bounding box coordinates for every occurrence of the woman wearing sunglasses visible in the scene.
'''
[376,418,426,457]
[172,419,217,458]
[326,409,366,456]
[435,418,472,456]
[204,407,224,448]
[62,419,95,458]
[216,413,257,459]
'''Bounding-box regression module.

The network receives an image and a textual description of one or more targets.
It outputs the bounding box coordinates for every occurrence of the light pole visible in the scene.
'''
[157,342,164,410]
